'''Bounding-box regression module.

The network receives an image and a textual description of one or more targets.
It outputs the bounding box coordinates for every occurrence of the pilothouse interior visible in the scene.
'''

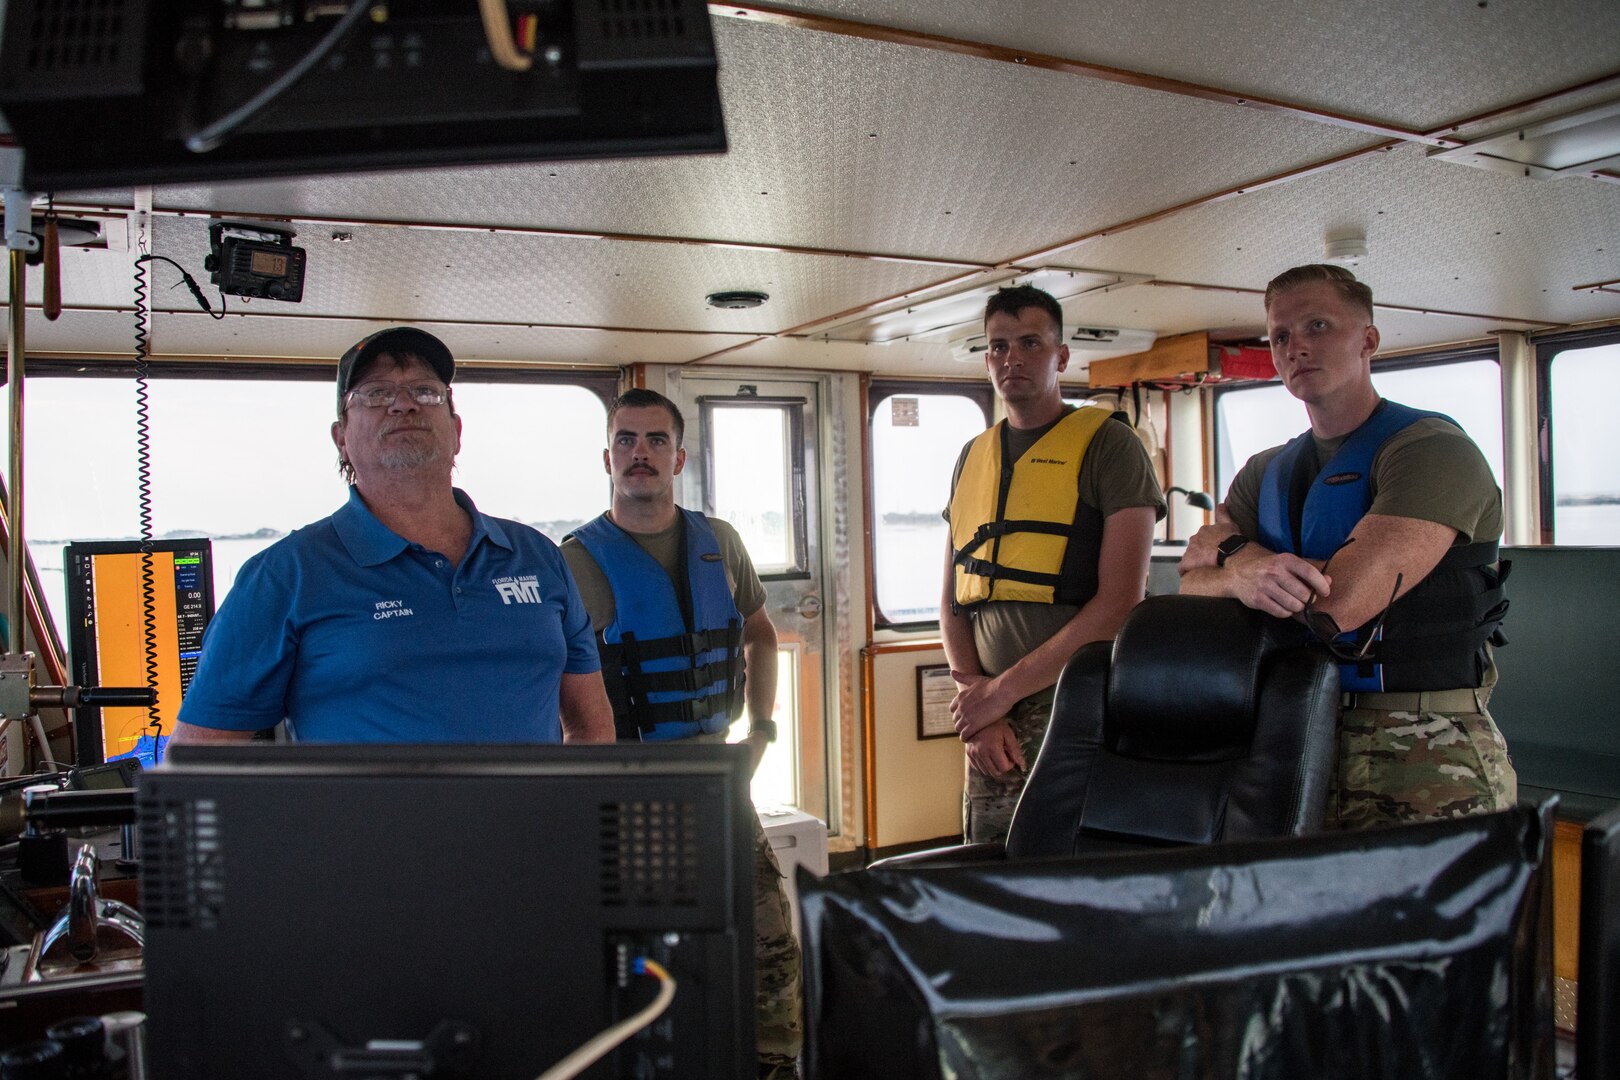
[0,1,1617,1077]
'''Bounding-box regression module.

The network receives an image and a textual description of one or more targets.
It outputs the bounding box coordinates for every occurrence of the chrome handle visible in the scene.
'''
[779,594,823,620]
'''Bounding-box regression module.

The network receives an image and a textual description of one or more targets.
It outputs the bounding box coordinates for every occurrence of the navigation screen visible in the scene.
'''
[65,539,215,766]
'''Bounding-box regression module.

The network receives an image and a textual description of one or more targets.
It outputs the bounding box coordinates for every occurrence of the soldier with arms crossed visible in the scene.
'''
[1180,264,1514,828]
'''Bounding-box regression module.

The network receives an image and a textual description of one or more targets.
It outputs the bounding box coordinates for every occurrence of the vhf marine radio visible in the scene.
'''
[205,222,306,302]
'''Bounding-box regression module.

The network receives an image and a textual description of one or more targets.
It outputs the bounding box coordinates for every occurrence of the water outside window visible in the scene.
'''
[9,376,606,646]
[870,392,988,625]
[1216,359,1505,500]
[1549,342,1620,544]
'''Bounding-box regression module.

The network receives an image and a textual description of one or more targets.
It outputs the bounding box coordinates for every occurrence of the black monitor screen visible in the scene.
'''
[64,539,215,767]
[139,743,755,1080]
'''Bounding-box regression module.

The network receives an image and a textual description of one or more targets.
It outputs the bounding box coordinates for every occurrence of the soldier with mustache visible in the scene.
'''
[561,388,801,1080]
[174,327,615,746]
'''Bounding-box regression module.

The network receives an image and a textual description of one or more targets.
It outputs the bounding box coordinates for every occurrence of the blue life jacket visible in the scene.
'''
[569,509,745,741]
[1257,401,1509,693]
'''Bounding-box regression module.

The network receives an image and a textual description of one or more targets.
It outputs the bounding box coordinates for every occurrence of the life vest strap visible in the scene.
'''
[618,687,742,736]
[954,518,1085,561]
[599,625,743,667]
[953,556,1063,589]
[609,655,736,697]
[1436,539,1500,570]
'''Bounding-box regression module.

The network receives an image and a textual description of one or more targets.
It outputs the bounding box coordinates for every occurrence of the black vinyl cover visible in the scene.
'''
[1579,806,1620,1080]
[801,805,1555,1080]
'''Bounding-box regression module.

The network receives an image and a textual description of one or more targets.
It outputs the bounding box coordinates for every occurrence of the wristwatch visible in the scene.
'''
[1216,534,1250,567]
[750,719,779,743]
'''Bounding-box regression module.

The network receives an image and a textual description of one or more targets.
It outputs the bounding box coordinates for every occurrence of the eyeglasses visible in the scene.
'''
[1302,539,1403,663]
[346,381,448,408]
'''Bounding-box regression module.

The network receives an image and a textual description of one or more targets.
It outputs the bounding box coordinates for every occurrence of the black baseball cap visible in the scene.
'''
[336,327,455,413]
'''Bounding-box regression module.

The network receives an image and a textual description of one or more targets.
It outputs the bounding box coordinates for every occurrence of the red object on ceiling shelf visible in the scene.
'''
[1215,345,1276,381]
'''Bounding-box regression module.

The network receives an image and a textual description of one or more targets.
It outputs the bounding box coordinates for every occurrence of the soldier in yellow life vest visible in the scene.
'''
[942,285,1165,845]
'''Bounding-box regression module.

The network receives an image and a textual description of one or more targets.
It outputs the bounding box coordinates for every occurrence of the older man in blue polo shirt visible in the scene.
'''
[172,327,615,745]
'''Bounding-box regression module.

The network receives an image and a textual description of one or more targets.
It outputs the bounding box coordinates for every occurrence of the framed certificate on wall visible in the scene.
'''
[917,665,957,740]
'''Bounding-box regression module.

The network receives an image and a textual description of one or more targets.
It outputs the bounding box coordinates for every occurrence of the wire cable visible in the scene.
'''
[478,0,533,71]
[534,958,676,1080]
[185,0,372,154]
[134,254,226,319]
[130,237,164,764]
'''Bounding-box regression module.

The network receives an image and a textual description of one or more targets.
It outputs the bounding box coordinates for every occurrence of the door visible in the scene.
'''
[669,375,830,825]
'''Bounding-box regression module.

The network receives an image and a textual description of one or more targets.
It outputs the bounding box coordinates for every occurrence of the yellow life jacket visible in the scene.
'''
[949,406,1112,608]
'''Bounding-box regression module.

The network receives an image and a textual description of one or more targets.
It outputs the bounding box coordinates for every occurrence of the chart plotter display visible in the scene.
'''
[65,539,215,766]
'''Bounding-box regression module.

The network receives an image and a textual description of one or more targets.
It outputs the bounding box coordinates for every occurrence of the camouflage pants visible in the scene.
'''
[749,811,803,1077]
[1328,701,1518,831]
[963,692,1053,846]
[670,734,801,1075]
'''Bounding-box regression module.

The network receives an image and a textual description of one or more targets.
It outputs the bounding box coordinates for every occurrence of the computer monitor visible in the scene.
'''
[63,539,216,768]
[139,743,755,1080]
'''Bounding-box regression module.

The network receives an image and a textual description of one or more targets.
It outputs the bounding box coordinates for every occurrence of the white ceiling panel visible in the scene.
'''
[693,330,1164,379]
[141,215,955,335]
[1064,282,1545,358]
[757,1,1620,133]
[1064,143,1620,325]
[139,312,749,367]
[5,308,146,357]
[19,245,138,310]
[107,17,1370,266]
[691,333,966,377]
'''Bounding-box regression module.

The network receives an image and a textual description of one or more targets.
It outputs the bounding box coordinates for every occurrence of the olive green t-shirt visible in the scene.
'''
[1223,416,1503,546]
[945,410,1166,678]
[560,515,766,633]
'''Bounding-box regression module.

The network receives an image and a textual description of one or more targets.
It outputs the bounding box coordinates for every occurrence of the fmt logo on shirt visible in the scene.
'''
[493,574,543,605]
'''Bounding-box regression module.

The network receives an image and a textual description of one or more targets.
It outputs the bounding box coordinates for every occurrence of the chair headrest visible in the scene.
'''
[1108,595,1292,748]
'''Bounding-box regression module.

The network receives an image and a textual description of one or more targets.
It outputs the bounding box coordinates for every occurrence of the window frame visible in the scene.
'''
[1535,325,1620,544]
[1209,343,1502,500]
[696,394,812,582]
[866,378,994,632]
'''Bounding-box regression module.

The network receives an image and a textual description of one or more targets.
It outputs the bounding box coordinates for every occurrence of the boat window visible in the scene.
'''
[869,384,992,629]
[1547,339,1620,545]
[1214,356,1504,501]
[701,399,806,577]
[11,374,608,645]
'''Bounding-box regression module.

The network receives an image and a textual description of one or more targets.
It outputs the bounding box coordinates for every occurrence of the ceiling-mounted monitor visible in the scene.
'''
[0,0,727,190]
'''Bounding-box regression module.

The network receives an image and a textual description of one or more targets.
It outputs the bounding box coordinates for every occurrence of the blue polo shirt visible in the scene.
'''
[178,487,599,743]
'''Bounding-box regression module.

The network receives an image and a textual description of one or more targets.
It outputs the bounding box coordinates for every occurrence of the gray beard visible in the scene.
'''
[376,441,450,472]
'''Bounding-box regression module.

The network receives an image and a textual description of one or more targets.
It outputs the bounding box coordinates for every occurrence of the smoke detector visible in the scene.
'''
[1324,234,1368,266]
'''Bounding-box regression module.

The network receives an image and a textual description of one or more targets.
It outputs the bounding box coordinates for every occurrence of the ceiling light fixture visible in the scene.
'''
[706,290,769,309]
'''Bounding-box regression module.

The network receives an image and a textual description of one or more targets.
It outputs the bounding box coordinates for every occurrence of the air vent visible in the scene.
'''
[595,0,686,42]
[140,796,224,931]
[0,0,148,99]
[574,0,712,69]
[599,799,700,908]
